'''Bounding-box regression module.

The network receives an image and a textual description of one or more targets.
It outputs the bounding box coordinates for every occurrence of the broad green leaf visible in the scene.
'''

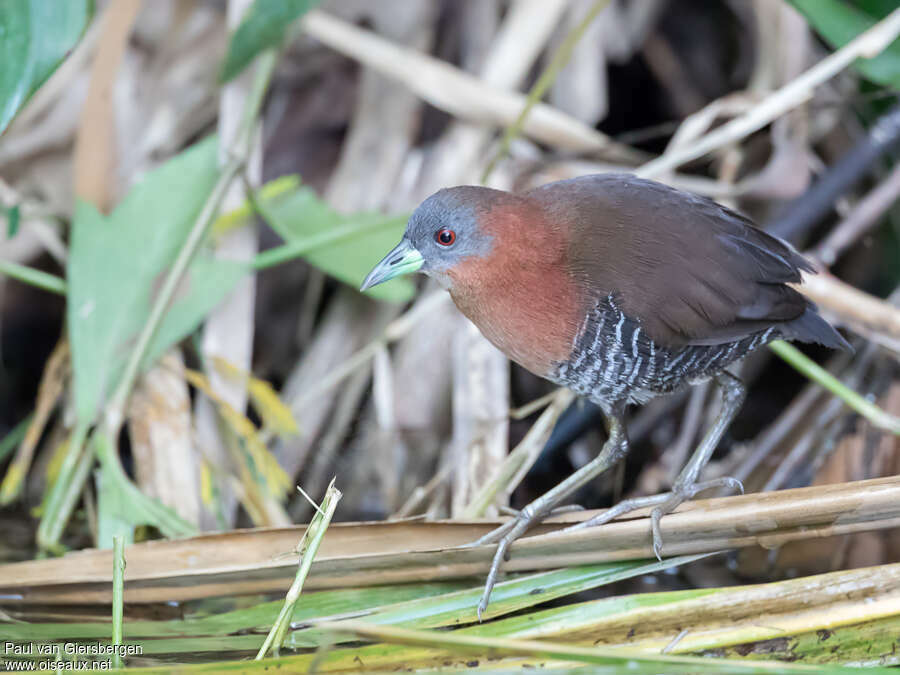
[67,137,247,424]
[856,0,900,21]
[0,582,469,642]
[263,187,414,302]
[94,431,196,547]
[2,559,704,660]
[221,0,322,82]
[95,448,136,547]
[790,0,900,88]
[0,0,93,135]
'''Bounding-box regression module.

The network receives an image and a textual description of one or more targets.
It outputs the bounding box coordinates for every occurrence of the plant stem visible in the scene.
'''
[256,480,342,659]
[36,421,91,553]
[769,340,900,434]
[94,428,197,542]
[102,158,243,436]
[481,0,611,183]
[636,7,900,179]
[252,215,408,270]
[111,535,125,668]
[212,174,301,236]
[36,51,279,554]
[462,390,575,518]
[101,50,276,440]
[0,259,66,295]
[0,414,31,464]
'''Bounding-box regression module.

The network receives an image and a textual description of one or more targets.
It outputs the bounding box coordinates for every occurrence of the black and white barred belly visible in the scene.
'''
[551,295,775,409]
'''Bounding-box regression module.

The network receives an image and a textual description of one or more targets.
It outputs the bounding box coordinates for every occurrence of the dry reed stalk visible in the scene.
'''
[2,476,898,604]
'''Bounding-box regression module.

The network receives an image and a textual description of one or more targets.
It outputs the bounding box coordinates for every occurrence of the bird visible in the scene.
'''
[360,173,850,619]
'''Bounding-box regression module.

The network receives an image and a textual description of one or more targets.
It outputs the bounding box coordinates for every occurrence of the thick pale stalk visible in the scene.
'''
[4,476,899,604]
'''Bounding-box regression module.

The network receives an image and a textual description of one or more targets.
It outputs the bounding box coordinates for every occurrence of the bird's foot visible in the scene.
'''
[649,476,743,560]
[498,504,585,518]
[557,476,743,560]
[468,503,558,622]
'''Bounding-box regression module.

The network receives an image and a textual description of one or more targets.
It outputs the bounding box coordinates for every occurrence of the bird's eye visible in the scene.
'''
[435,228,456,246]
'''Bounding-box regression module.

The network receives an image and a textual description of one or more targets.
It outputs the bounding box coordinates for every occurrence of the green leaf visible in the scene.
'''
[0,0,93,135]
[0,414,31,464]
[95,452,136,547]
[93,431,196,547]
[0,582,470,643]
[856,0,900,20]
[1,559,705,660]
[6,204,20,237]
[712,614,900,665]
[67,137,247,424]
[790,0,900,88]
[261,186,415,303]
[221,0,321,82]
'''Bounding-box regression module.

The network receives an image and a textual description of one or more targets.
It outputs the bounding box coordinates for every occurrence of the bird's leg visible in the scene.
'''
[472,412,629,620]
[558,372,746,556]
[498,504,585,517]
[648,371,746,559]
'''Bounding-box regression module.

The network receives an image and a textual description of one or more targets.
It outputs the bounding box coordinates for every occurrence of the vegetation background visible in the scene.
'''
[1,0,899,671]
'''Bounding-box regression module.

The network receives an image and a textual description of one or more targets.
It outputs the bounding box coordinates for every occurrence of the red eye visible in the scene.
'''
[436,228,456,246]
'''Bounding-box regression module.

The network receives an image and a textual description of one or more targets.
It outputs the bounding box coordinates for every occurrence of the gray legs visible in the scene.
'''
[472,410,629,620]
[563,371,746,558]
[649,371,746,557]
[472,372,747,619]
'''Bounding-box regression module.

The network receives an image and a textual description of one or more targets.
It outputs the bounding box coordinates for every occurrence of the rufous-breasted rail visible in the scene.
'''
[361,173,849,619]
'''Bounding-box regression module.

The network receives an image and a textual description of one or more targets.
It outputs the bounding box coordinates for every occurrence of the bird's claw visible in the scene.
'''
[555,476,744,560]
[499,504,585,518]
[467,519,516,548]
[473,507,544,620]
[718,476,745,494]
[649,476,744,560]
[476,598,487,622]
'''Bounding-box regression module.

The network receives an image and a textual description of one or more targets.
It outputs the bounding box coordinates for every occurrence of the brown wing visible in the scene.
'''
[525,174,818,348]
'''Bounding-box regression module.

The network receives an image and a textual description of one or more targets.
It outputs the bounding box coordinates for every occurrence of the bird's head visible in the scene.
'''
[361,186,545,293]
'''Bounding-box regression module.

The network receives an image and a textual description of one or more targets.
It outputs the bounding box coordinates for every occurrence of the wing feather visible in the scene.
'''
[526,174,819,348]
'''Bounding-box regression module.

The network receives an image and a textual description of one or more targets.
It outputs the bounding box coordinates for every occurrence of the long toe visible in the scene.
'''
[647,476,744,559]
[477,545,506,622]
[650,493,685,561]
[714,476,744,495]
[475,509,543,620]
[561,493,670,534]
[499,503,585,518]
[674,476,744,500]
[467,519,517,548]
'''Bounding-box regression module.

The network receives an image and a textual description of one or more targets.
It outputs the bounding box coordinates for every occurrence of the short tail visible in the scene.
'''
[780,303,852,352]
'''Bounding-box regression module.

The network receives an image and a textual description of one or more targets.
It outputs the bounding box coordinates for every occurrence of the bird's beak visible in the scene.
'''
[360,238,424,291]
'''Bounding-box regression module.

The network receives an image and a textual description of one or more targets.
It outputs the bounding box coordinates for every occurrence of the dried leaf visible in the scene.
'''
[211,356,299,437]
[185,368,291,498]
